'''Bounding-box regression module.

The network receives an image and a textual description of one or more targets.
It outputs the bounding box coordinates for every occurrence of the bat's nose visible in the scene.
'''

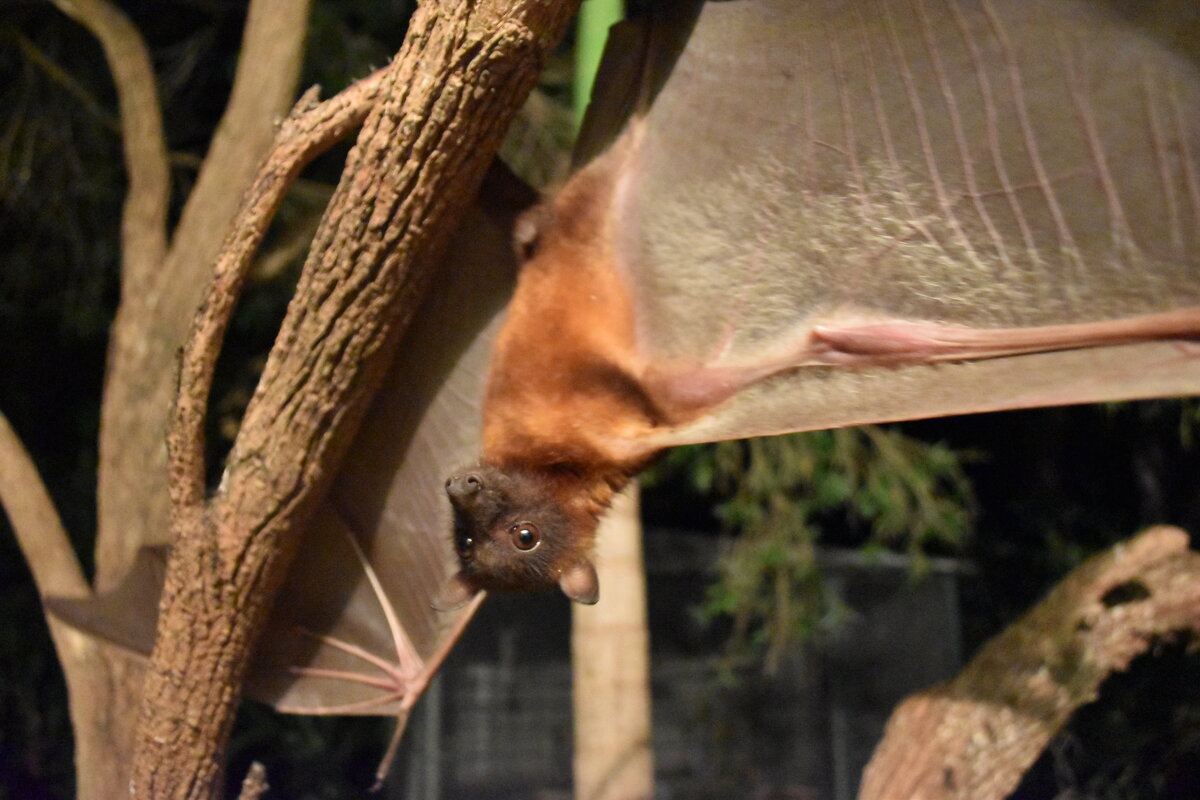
[445,473,483,501]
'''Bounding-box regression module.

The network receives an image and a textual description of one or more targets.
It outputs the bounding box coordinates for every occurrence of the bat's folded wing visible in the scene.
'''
[598,0,1200,447]
[46,177,523,718]
[247,187,522,716]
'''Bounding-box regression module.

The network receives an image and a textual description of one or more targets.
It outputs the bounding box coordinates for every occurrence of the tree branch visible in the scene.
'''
[56,0,174,589]
[160,0,314,321]
[860,525,1200,800]
[132,2,581,796]
[235,762,269,800]
[170,70,384,510]
[94,0,314,584]
[0,411,87,600]
[48,0,168,284]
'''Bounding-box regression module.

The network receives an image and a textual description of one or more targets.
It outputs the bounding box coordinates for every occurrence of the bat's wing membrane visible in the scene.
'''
[599,0,1200,446]
[47,176,523,717]
[247,182,523,715]
[51,0,1200,714]
[43,546,167,660]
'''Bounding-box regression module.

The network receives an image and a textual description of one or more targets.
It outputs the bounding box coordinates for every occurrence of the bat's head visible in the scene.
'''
[440,463,600,606]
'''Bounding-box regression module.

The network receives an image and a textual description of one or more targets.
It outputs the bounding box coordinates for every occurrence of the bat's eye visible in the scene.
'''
[457,536,474,559]
[509,522,541,551]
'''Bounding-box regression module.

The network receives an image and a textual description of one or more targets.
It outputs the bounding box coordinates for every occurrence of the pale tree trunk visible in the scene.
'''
[3,1,312,796]
[0,415,139,798]
[572,484,656,800]
[860,526,1200,800]
[96,0,314,580]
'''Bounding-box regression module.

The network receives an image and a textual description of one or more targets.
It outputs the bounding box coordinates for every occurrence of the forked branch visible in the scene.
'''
[860,525,1200,800]
[133,2,581,796]
[170,69,386,509]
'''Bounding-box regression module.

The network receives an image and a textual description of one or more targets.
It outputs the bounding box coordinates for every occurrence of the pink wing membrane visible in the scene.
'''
[248,202,517,715]
[602,0,1200,446]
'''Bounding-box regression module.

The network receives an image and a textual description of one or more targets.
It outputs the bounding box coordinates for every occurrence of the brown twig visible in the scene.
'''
[235,762,269,800]
[860,525,1200,800]
[169,69,385,510]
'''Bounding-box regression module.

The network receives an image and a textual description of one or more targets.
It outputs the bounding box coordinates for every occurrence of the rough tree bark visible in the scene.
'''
[860,526,1200,800]
[97,0,313,579]
[130,2,580,797]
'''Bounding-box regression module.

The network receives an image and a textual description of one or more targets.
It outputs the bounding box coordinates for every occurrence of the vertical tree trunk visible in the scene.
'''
[55,634,145,799]
[572,485,656,800]
[20,0,332,795]
[96,0,313,583]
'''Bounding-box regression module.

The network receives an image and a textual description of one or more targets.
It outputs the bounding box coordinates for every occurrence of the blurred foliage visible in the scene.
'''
[645,427,974,673]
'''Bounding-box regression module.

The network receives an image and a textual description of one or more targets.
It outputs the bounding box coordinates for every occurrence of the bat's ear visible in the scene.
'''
[433,572,479,611]
[559,560,599,605]
[512,204,552,263]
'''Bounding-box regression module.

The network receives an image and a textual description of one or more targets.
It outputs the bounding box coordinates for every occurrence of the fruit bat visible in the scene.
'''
[49,0,1200,766]
[441,0,1200,604]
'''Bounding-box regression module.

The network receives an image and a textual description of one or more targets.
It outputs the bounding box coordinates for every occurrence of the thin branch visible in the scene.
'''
[48,0,168,285]
[169,68,384,510]
[0,411,88,600]
[66,0,172,584]
[860,525,1200,800]
[160,0,314,325]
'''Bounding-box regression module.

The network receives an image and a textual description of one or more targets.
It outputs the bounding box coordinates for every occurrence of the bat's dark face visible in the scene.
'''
[442,463,599,604]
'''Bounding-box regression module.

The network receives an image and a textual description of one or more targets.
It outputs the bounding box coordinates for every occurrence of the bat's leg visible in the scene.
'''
[809,306,1200,365]
[643,305,1200,421]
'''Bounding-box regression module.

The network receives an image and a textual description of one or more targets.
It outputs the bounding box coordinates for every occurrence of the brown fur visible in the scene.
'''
[448,145,665,599]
